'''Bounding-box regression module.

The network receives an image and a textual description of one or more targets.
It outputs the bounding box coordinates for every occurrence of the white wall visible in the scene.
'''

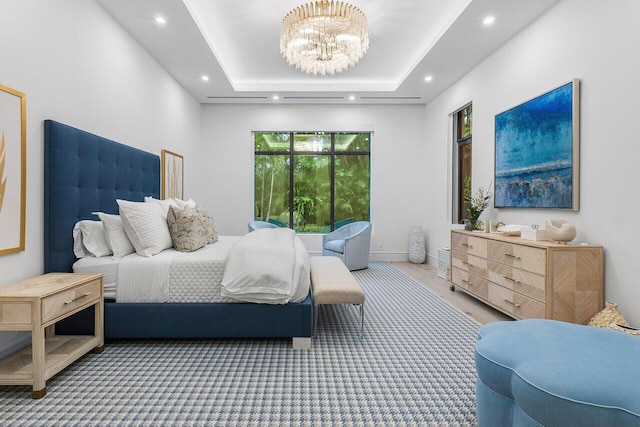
[197,104,427,258]
[422,0,640,325]
[0,0,202,357]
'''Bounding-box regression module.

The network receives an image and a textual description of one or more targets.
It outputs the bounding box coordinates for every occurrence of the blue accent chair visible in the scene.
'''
[248,220,279,233]
[322,221,372,271]
[475,319,640,427]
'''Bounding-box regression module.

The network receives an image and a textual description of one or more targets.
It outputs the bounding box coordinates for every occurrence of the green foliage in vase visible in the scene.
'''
[463,176,492,223]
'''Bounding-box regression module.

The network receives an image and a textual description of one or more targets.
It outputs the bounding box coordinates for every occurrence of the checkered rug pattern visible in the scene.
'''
[0,262,481,426]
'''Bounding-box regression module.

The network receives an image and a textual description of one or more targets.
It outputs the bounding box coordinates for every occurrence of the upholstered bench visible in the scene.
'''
[310,256,365,339]
[475,319,640,427]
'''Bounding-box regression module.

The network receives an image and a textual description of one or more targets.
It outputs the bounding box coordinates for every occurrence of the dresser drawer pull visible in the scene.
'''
[64,292,91,305]
[503,276,521,284]
[503,253,521,260]
[503,299,521,308]
[462,261,470,265]
[461,278,469,284]
[462,243,473,248]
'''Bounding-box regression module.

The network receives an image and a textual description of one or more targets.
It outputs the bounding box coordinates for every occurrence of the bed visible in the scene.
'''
[44,120,313,349]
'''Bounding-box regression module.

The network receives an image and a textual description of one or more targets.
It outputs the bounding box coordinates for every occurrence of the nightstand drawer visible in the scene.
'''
[0,302,32,327]
[42,279,101,324]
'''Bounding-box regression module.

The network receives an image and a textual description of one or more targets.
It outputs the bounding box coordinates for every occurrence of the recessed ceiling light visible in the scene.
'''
[483,16,495,26]
[201,75,209,82]
[155,16,166,25]
[349,95,356,101]
[424,75,433,82]
[272,95,279,101]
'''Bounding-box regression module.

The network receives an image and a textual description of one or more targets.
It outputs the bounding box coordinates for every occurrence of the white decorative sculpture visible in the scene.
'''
[545,219,577,244]
[409,226,426,264]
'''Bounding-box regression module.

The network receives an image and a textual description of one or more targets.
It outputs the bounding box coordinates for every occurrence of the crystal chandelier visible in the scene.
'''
[280,0,369,76]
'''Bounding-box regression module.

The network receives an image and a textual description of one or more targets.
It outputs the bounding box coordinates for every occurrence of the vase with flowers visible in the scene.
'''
[463,177,492,231]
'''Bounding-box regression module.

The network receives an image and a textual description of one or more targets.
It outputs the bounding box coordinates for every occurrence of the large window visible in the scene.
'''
[453,104,472,224]
[254,132,370,233]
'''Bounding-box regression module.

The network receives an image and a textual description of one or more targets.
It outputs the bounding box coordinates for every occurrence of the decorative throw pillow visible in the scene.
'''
[72,220,112,258]
[196,206,219,244]
[93,212,135,258]
[166,205,209,252]
[117,199,173,257]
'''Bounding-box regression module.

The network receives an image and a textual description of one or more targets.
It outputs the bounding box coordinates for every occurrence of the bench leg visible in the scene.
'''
[313,303,319,339]
[359,304,365,339]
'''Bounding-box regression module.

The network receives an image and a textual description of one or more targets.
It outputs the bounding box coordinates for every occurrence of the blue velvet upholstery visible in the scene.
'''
[45,120,312,341]
[475,319,640,427]
[44,120,160,273]
[322,221,371,270]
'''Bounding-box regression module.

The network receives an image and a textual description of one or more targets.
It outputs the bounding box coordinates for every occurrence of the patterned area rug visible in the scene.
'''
[0,262,480,426]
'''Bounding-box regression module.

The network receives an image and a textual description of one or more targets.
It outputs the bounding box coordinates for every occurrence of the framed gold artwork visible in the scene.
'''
[0,84,26,255]
[161,149,184,200]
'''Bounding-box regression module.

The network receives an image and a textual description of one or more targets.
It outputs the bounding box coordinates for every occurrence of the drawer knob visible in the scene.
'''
[503,253,521,260]
[462,261,470,265]
[503,276,521,284]
[462,243,473,248]
[64,292,91,305]
[503,299,521,308]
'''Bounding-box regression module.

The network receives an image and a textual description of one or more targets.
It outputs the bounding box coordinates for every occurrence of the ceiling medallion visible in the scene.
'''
[280,0,369,76]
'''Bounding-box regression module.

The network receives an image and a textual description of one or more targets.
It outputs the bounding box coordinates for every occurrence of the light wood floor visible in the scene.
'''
[391,262,511,325]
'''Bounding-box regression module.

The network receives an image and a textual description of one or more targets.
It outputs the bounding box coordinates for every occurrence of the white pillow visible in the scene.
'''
[72,220,112,258]
[93,212,135,258]
[172,197,197,209]
[117,199,173,257]
[144,196,179,218]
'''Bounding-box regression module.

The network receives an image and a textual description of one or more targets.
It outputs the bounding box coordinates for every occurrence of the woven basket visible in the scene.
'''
[588,302,629,328]
[608,322,640,337]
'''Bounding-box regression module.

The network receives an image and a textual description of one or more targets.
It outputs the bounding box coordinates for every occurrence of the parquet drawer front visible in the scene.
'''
[488,241,546,276]
[0,303,32,327]
[42,279,101,324]
[451,250,488,279]
[487,261,545,302]
[451,233,488,258]
[488,282,545,319]
[452,267,489,301]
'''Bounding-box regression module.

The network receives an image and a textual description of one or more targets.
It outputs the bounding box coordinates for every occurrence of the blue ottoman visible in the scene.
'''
[475,319,640,427]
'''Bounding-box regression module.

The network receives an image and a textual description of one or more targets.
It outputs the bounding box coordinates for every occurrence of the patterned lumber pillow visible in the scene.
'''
[196,206,219,244]
[167,205,209,252]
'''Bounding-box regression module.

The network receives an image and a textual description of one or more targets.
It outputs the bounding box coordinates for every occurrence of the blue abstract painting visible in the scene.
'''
[494,81,578,209]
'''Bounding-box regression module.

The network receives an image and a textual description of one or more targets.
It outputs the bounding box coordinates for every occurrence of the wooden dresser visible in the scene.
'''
[450,230,603,324]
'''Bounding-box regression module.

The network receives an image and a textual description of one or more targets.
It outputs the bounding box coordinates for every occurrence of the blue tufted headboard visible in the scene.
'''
[44,120,160,273]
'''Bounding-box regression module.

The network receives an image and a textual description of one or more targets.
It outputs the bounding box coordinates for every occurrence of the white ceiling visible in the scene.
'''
[97,0,560,104]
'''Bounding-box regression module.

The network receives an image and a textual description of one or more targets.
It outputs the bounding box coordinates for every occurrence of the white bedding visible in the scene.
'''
[221,228,310,304]
[72,256,119,299]
[72,235,310,304]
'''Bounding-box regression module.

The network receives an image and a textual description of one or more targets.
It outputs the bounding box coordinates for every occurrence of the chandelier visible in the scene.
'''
[280,0,369,76]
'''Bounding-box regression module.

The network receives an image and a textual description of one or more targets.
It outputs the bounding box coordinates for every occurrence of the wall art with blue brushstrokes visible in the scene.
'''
[494,80,579,209]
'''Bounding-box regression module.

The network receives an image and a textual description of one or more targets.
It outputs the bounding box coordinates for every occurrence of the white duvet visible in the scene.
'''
[221,228,310,304]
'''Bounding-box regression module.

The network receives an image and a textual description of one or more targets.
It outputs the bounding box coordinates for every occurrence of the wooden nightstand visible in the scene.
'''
[0,273,104,398]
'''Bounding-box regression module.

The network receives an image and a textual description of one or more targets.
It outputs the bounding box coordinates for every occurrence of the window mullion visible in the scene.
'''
[289,132,294,228]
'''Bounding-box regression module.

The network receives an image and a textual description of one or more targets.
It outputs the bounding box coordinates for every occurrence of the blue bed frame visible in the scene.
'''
[44,120,312,348]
